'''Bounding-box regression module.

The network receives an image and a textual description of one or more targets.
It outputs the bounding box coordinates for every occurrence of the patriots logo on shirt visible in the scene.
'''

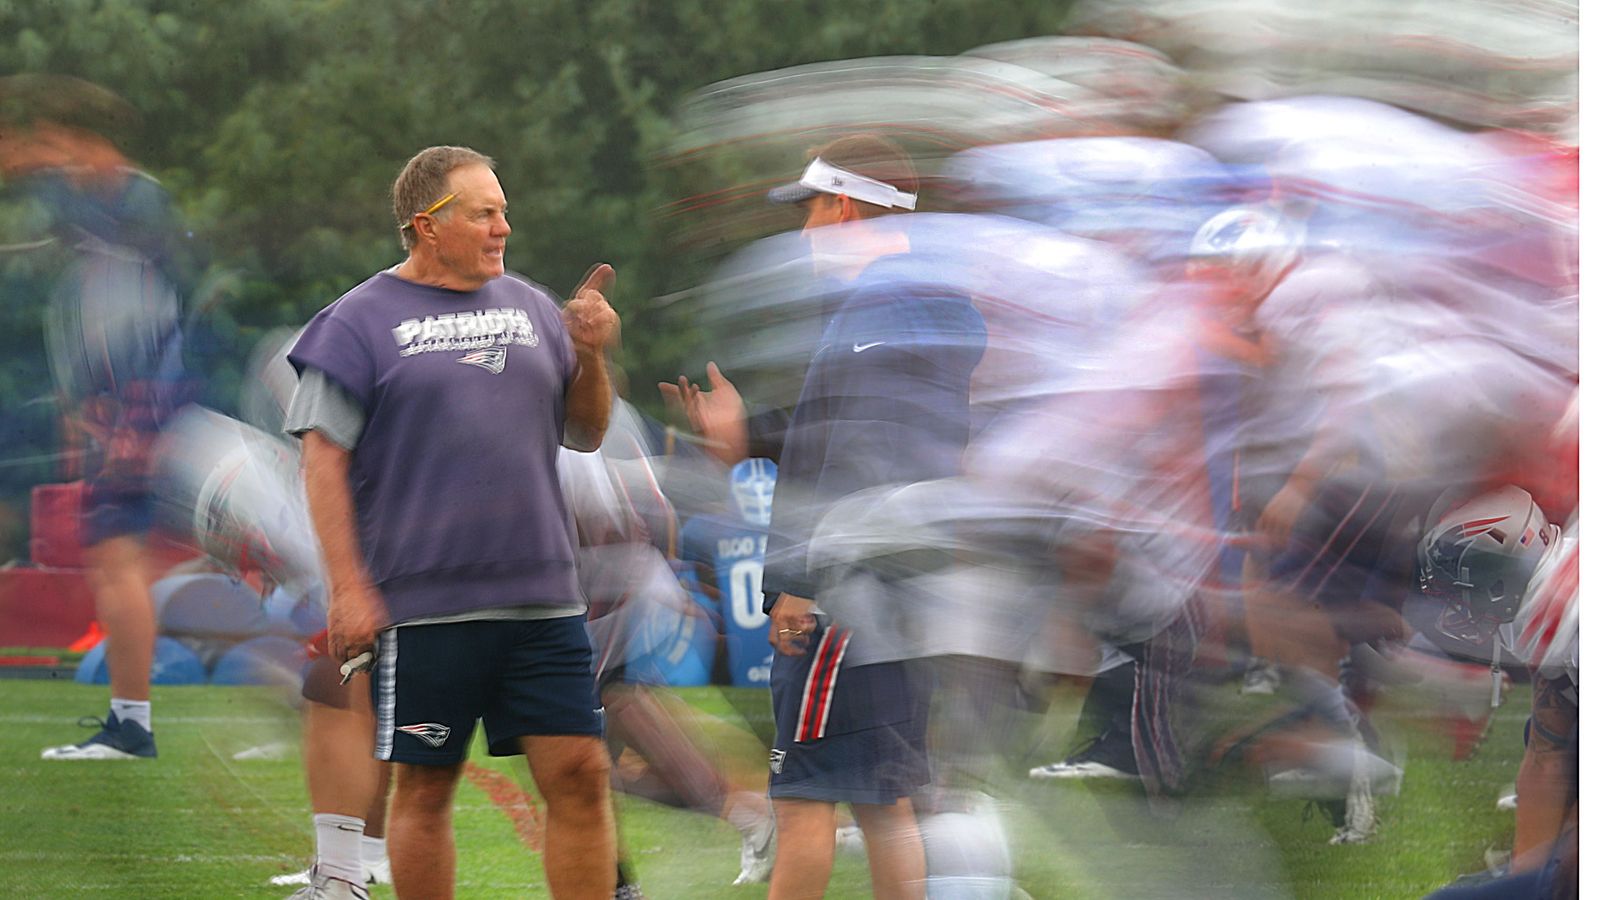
[397,723,452,748]
[458,347,507,374]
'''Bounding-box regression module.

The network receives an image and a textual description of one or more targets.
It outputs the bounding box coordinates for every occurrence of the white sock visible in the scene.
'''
[109,699,151,732]
[360,834,388,867]
[313,814,366,884]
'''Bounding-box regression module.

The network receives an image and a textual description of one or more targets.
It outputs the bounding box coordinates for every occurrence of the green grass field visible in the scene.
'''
[1,678,1522,898]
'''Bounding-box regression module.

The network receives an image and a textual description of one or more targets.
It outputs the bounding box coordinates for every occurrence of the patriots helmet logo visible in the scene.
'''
[397,723,452,748]
[458,347,508,374]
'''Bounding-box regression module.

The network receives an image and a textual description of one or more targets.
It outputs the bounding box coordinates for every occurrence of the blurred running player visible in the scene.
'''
[757,134,986,900]
[0,77,196,762]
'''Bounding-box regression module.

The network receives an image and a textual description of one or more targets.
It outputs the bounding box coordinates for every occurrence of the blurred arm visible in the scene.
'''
[1512,674,1577,871]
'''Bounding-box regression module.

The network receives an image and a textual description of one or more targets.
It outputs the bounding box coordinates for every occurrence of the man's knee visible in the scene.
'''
[524,736,611,808]
[393,762,462,812]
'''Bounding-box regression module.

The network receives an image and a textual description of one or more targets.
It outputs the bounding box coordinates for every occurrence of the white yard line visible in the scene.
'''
[0,849,293,863]
[0,714,289,724]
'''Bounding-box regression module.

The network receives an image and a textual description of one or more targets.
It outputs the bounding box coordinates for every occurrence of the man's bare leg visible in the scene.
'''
[853,798,925,900]
[522,734,615,899]
[768,797,838,900]
[305,675,384,821]
[298,672,387,885]
[388,761,463,899]
[366,760,392,832]
[85,536,155,702]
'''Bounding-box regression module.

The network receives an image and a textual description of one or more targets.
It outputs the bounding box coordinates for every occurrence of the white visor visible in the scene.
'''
[779,157,918,210]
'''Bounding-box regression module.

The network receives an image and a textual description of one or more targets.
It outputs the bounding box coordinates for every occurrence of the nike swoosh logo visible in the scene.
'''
[852,341,886,352]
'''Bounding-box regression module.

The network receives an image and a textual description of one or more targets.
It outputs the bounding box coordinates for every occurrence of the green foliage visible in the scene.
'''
[0,0,1074,555]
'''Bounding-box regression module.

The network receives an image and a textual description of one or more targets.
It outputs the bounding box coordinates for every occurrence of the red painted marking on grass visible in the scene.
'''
[464,762,545,854]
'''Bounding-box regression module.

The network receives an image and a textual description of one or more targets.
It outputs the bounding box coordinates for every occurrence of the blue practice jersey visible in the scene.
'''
[680,512,773,686]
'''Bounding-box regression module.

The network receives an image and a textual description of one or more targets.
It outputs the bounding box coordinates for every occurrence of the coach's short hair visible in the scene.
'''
[392,145,495,250]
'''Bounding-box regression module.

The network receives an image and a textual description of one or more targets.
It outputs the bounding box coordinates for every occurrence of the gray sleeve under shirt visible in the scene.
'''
[283,367,366,450]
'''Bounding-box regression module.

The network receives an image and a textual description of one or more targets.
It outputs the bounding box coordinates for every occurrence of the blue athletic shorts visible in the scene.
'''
[1266,478,1426,606]
[768,624,931,805]
[372,615,603,765]
[81,478,154,547]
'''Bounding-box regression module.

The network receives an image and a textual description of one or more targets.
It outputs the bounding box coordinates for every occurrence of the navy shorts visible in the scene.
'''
[372,615,603,765]
[81,478,154,547]
[1266,479,1427,606]
[768,625,931,805]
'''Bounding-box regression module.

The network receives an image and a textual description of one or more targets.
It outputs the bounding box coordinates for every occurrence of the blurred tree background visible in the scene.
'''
[0,0,1072,559]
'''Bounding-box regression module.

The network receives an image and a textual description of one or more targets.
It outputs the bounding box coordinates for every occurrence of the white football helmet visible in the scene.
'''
[1188,206,1303,299]
[1418,486,1557,643]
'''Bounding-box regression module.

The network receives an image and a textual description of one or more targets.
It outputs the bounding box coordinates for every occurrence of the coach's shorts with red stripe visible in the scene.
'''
[768,624,931,805]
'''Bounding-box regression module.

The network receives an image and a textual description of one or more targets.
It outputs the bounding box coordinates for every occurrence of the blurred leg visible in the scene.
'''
[84,535,155,702]
[852,798,925,900]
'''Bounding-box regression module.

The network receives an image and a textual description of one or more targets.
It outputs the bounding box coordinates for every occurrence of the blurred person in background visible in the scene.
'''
[673,133,987,900]
[0,75,196,762]
[152,405,394,894]
[1419,490,1576,899]
[758,134,986,900]
[561,406,777,895]
[286,145,620,900]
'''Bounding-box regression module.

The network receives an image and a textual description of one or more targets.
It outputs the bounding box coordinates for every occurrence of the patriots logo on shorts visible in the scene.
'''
[769,749,786,774]
[458,347,507,374]
[397,722,452,748]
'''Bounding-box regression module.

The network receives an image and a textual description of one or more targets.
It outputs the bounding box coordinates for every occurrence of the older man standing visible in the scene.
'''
[285,145,619,899]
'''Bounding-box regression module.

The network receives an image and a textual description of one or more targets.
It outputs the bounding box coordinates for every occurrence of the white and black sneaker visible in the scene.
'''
[1240,659,1282,696]
[1028,733,1139,781]
[41,712,157,760]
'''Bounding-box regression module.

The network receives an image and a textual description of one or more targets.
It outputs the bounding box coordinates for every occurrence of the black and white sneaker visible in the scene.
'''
[1240,659,1282,696]
[41,712,157,760]
[1028,733,1139,781]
